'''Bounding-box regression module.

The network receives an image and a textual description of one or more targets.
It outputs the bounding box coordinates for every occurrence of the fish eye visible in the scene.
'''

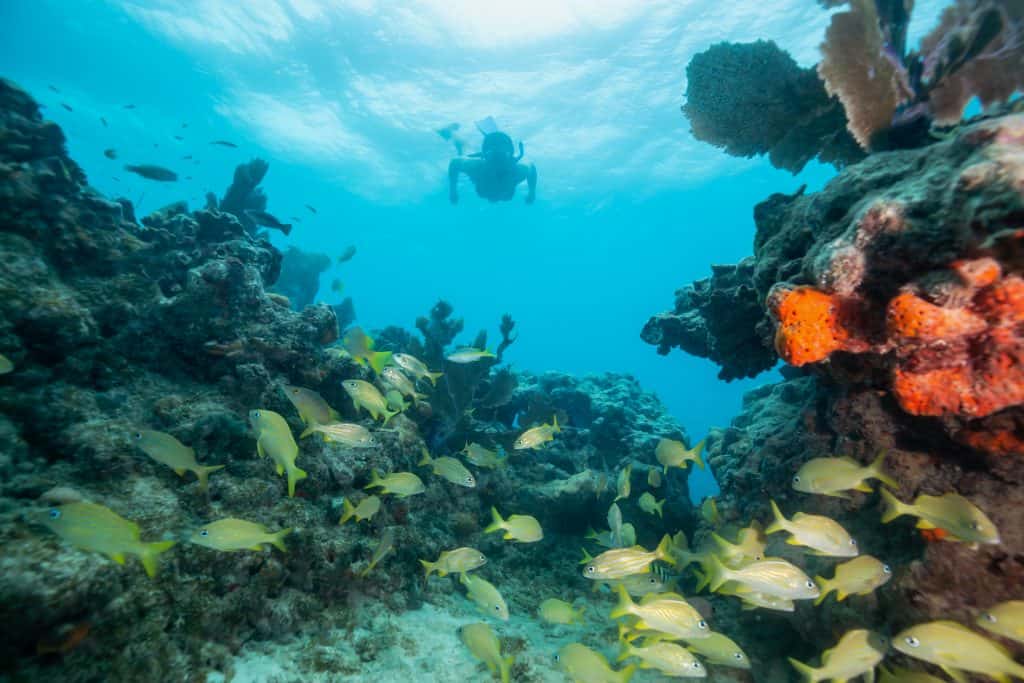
[585,566,596,575]
[253,410,261,417]
[971,521,981,530]
[465,476,474,485]
[692,662,702,669]
[883,564,892,573]
[200,529,209,536]
[134,432,142,439]
[983,612,997,623]
[698,620,707,629]
[754,555,763,561]
[493,605,501,612]
[805,581,815,588]
[48,508,61,519]
[792,476,800,484]
[850,539,857,546]
[904,636,920,648]
[553,654,560,663]
[648,577,657,584]
[733,652,744,660]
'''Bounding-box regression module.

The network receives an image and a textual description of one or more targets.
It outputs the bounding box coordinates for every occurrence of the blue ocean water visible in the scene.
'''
[0,0,947,502]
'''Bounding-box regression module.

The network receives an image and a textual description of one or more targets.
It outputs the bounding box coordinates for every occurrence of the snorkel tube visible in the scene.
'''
[514,141,524,162]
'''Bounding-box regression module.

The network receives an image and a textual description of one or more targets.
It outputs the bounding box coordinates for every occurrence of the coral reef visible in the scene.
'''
[682,40,864,173]
[0,80,694,681]
[213,158,270,235]
[271,246,332,310]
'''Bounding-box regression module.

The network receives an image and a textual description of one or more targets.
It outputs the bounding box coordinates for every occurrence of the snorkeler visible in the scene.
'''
[444,117,537,205]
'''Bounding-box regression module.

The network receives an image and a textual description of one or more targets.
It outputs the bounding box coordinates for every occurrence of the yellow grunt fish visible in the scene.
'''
[557,643,636,683]
[342,327,392,375]
[514,415,560,450]
[446,347,496,364]
[792,451,897,497]
[711,524,766,568]
[342,379,399,424]
[700,497,721,527]
[656,438,705,472]
[385,389,409,412]
[462,442,507,469]
[647,469,662,488]
[283,385,339,437]
[788,629,888,683]
[879,665,947,683]
[880,489,1000,546]
[610,585,711,640]
[617,640,706,678]
[539,598,585,625]
[460,572,509,620]
[308,422,378,447]
[338,495,381,525]
[40,502,175,578]
[132,429,224,492]
[814,555,892,605]
[358,527,395,578]
[190,518,291,552]
[381,366,427,405]
[364,469,425,498]
[601,567,675,597]
[706,554,819,600]
[638,492,665,518]
[459,622,513,683]
[683,632,751,669]
[418,448,475,488]
[420,547,487,577]
[583,535,675,580]
[766,500,858,557]
[393,352,443,386]
[893,621,1024,683]
[978,600,1024,644]
[484,507,543,543]
[614,464,632,502]
[249,409,307,497]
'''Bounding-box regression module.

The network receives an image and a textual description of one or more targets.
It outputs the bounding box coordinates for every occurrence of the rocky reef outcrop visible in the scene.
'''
[0,79,694,681]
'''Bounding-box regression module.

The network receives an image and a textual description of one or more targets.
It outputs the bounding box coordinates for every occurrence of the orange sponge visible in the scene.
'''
[768,286,855,366]
[886,292,986,341]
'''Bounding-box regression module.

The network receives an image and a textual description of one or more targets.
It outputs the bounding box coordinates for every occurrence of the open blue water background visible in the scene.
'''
[0,1,948,501]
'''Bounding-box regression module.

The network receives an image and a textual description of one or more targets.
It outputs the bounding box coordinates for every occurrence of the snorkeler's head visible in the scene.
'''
[481,131,515,165]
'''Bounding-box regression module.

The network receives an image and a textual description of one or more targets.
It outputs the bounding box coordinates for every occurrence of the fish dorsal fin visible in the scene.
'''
[646,591,688,603]
[916,520,937,529]
[837,456,860,465]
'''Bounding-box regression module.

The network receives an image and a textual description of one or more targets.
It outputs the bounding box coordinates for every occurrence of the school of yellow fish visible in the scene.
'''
[23,328,1022,682]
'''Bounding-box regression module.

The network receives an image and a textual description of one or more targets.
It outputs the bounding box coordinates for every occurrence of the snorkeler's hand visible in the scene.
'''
[449,188,458,205]
[525,193,535,205]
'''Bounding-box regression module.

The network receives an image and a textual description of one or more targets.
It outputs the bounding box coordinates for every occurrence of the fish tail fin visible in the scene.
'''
[654,500,664,518]
[707,553,731,593]
[765,500,787,535]
[299,426,316,439]
[655,534,675,566]
[288,466,308,497]
[484,507,505,534]
[692,567,711,592]
[427,371,443,386]
[368,351,392,375]
[417,447,432,467]
[339,498,356,526]
[419,559,436,577]
[551,414,561,433]
[413,391,428,404]
[195,465,225,493]
[609,584,635,620]
[879,487,908,523]
[365,469,383,490]
[270,528,292,552]
[381,408,400,426]
[579,547,594,565]
[618,663,637,683]
[499,656,514,683]
[615,642,633,663]
[813,576,832,606]
[139,540,176,579]
[788,657,821,683]
[690,439,706,469]
[870,450,899,489]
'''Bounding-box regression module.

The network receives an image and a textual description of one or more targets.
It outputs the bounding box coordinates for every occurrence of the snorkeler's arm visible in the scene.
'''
[525,163,537,204]
[448,158,464,204]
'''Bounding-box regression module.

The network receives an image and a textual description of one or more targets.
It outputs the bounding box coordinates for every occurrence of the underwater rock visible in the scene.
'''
[217,158,269,236]
[270,246,332,310]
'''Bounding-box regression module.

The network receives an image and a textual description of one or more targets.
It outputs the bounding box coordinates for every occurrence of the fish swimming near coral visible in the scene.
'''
[539,598,585,625]
[788,629,888,683]
[446,347,496,364]
[880,489,1000,546]
[307,422,377,447]
[638,492,664,518]
[705,554,819,600]
[190,518,291,552]
[814,555,892,605]
[647,468,662,488]
[418,447,475,488]
[459,622,513,683]
[514,415,560,450]
[245,210,292,235]
[305,203,317,214]
[40,502,175,578]
[700,497,721,527]
[124,164,178,181]
[710,524,766,568]
[342,328,393,376]
[283,385,340,437]
[792,452,897,497]
[342,379,399,424]
[893,621,1024,683]
[364,469,425,498]
[683,632,751,669]
[460,572,509,620]
[358,527,395,578]
[209,140,237,147]
[977,600,1024,644]
[556,643,635,683]
[248,409,307,497]
[338,495,381,525]
[393,352,443,386]
[420,546,486,577]
[381,366,427,406]
[878,665,946,683]
[616,640,706,678]
[614,464,632,502]
[484,507,542,542]
[582,535,675,580]
[610,585,711,640]
[462,442,507,469]
[103,148,117,159]
[766,500,859,557]
[337,244,356,263]
[132,429,224,492]
[655,438,705,472]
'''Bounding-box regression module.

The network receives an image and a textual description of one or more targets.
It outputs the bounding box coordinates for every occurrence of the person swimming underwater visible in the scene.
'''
[444,117,537,205]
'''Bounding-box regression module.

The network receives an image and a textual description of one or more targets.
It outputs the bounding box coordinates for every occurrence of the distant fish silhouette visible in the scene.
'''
[61,103,73,112]
[124,164,178,182]
[100,117,108,127]
[185,176,193,180]
[245,210,292,236]
[123,104,136,109]
[182,155,193,160]
[289,216,302,223]
[305,204,317,214]
[181,123,189,128]
[48,85,60,93]
[103,148,117,160]
[210,140,238,148]
[337,245,356,264]
[173,135,184,141]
